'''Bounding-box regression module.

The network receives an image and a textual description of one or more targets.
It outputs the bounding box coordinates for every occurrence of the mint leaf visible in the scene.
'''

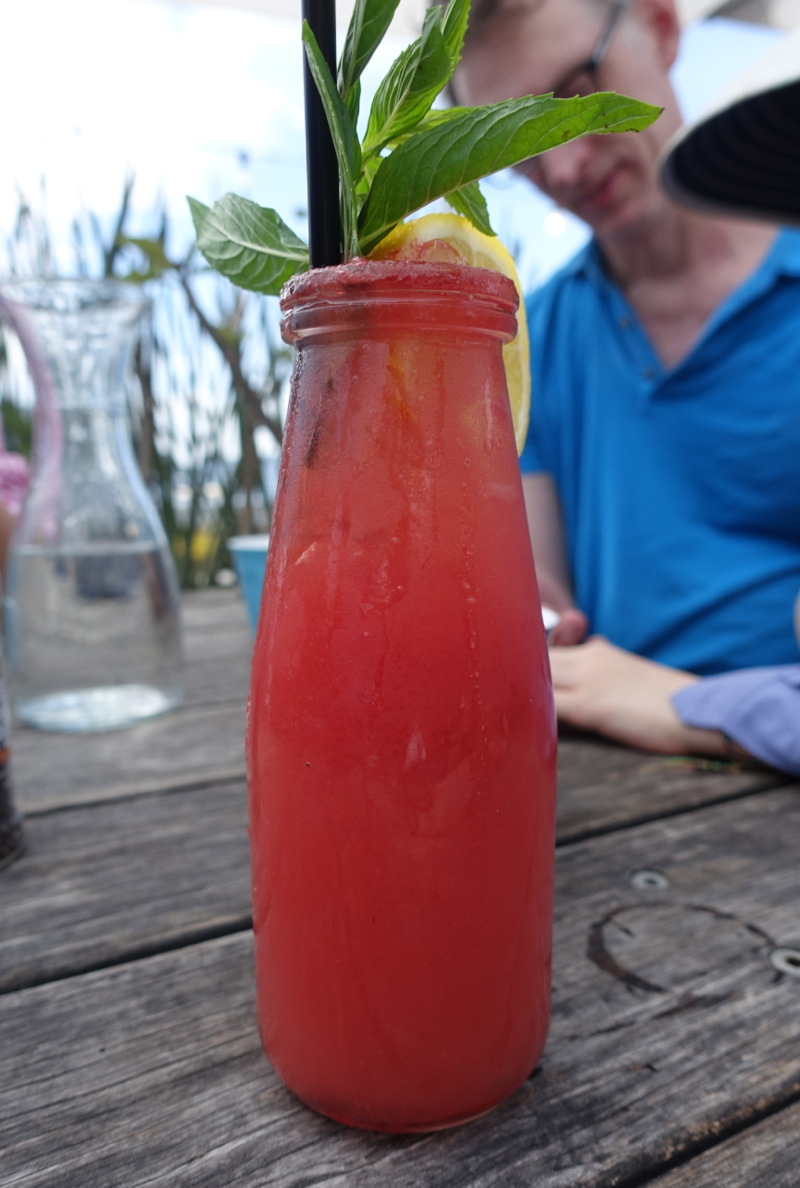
[411,106,470,134]
[302,21,360,259]
[302,23,361,178]
[359,92,661,254]
[345,77,361,126]
[339,0,402,100]
[188,194,308,295]
[446,180,494,236]
[439,0,470,67]
[187,196,211,238]
[380,106,466,155]
[356,154,382,200]
[363,9,454,156]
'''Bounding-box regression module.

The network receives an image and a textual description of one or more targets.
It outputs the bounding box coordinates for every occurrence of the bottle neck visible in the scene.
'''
[280,261,518,349]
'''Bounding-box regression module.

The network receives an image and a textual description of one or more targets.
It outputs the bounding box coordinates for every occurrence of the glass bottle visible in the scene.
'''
[248,261,557,1132]
[3,280,183,732]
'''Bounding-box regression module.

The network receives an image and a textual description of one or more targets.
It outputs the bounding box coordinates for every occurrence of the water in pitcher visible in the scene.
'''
[8,540,182,732]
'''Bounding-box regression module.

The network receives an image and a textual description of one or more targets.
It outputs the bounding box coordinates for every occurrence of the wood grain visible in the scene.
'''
[180,588,252,709]
[649,1101,800,1187]
[0,780,251,993]
[556,733,783,842]
[11,591,785,818]
[12,700,247,812]
[8,589,250,811]
[10,714,782,826]
[3,787,800,1187]
[5,749,787,994]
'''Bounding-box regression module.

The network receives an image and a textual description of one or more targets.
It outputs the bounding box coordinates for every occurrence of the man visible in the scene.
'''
[453,0,800,689]
[533,18,800,774]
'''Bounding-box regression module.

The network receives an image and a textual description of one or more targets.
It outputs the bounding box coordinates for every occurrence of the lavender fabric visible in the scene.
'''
[672,666,800,777]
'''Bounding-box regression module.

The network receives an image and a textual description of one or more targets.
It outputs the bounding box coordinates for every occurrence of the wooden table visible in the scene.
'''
[3,588,799,1187]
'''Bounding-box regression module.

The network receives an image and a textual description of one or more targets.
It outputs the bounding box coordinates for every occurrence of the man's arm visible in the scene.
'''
[548,637,730,756]
[522,472,588,645]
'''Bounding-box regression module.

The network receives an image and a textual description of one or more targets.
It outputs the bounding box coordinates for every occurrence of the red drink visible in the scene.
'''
[248,261,556,1132]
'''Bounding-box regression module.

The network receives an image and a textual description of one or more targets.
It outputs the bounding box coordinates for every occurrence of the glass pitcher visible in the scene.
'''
[248,260,557,1132]
[3,280,183,732]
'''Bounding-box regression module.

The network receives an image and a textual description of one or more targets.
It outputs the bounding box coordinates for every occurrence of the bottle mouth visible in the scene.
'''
[280,260,519,346]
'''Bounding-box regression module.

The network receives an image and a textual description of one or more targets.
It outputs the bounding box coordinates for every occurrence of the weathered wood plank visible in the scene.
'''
[12,700,247,812]
[180,588,252,709]
[9,588,785,817]
[648,1101,800,1187]
[5,745,786,992]
[4,589,249,810]
[9,589,251,811]
[11,714,782,826]
[181,586,250,630]
[556,732,784,842]
[3,788,800,1187]
[0,780,251,993]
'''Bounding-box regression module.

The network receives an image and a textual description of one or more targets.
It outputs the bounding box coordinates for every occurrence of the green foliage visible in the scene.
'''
[339,0,402,102]
[1,400,32,458]
[358,91,658,253]
[301,23,361,260]
[2,183,289,591]
[121,218,291,589]
[439,0,469,63]
[362,7,452,157]
[190,0,661,286]
[444,180,493,236]
[116,235,172,282]
[189,196,308,297]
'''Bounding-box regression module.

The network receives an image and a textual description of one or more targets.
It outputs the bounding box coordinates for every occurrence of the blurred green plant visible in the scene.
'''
[1,179,290,589]
[1,398,33,458]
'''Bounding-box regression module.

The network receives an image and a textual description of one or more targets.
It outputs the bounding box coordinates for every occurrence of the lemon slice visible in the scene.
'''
[369,213,530,455]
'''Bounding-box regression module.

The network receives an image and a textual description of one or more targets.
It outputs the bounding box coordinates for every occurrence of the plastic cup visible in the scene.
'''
[228,535,270,632]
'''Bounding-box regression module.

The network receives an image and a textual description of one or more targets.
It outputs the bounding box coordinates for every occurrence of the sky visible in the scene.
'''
[0,0,782,292]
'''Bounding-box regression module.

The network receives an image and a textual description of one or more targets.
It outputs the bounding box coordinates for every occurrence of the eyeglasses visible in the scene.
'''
[550,0,630,101]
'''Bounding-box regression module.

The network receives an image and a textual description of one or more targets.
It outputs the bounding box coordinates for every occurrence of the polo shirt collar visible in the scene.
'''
[575,227,800,288]
[573,228,800,387]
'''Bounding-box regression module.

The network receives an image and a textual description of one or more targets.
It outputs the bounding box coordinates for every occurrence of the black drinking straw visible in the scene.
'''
[303,0,342,267]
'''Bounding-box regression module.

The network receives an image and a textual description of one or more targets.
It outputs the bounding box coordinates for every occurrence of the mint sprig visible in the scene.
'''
[362,5,457,157]
[189,0,660,292]
[358,91,655,254]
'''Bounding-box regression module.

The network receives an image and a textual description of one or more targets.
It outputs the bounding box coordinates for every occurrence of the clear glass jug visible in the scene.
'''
[248,261,557,1132]
[3,280,183,732]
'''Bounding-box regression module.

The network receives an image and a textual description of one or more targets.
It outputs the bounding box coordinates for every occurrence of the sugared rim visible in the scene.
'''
[280,259,518,310]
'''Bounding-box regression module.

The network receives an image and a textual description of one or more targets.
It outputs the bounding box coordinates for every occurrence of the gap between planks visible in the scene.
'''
[641,1095,800,1188]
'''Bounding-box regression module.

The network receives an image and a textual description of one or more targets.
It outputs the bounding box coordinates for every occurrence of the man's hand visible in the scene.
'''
[546,606,589,647]
[549,636,728,756]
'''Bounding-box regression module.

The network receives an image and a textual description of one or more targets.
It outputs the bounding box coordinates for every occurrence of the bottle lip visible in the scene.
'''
[280,259,519,313]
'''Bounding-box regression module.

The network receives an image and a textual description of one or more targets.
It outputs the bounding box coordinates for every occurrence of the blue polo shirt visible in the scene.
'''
[521,228,800,675]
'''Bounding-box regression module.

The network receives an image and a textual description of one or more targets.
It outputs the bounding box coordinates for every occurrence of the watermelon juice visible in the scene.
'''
[247,260,556,1132]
